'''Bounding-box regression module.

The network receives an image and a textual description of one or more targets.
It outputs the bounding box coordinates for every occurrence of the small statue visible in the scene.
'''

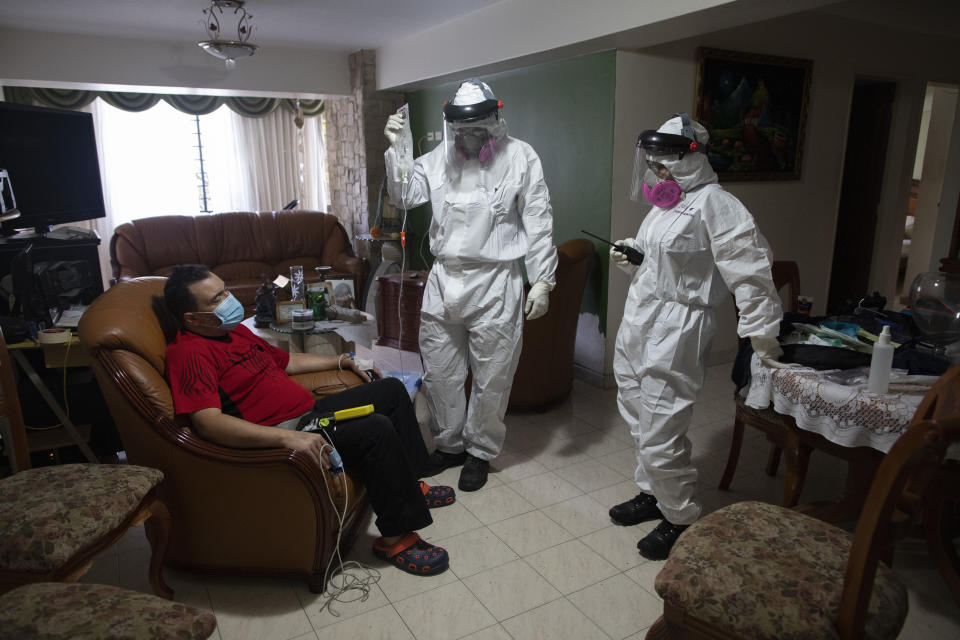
[254,274,278,328]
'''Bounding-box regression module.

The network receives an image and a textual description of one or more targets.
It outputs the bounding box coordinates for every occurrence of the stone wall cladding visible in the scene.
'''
[324,49,403,259]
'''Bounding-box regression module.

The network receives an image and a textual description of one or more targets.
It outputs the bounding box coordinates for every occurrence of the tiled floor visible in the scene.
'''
[85,363,960,640]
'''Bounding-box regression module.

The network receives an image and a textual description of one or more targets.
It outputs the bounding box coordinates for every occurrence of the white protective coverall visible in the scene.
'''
[384,103,558,461]
[614,116,782,525]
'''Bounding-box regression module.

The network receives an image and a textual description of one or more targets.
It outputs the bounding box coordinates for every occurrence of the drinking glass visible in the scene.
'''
[289,265,305,301]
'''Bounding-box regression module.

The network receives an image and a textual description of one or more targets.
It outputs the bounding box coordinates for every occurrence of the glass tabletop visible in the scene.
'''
[268,321,338,335]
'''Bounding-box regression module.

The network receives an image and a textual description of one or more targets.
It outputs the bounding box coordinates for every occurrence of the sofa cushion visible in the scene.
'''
[0,464,164,572]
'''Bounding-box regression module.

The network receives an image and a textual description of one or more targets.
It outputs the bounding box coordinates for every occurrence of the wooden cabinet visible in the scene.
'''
[376,271,425,353]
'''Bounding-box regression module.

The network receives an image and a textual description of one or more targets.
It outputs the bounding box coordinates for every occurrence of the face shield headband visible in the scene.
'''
[637,130,701,159]
[443,99,502,123]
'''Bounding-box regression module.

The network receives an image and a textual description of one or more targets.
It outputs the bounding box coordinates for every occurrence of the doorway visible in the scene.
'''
[827,79,896,314]
[900,83,960,298]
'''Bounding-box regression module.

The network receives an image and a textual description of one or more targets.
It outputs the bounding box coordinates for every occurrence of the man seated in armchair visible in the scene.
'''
[162,265,453,576]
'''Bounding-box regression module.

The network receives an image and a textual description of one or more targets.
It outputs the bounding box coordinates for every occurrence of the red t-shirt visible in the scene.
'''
[165,324,314,426]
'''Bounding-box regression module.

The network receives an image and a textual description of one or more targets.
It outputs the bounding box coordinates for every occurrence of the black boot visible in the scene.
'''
[458,454,489,491]
[425,449,468,476]
[609,493,662,526]
[637,520,690,560]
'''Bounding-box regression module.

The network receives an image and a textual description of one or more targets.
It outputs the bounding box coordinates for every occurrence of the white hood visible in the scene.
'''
[650,115,718,193]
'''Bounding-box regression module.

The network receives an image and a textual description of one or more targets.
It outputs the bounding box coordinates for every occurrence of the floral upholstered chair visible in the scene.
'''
[0,582,216,639]
[646,365,960,640]
[0,326,175,599]
[0,463,173,598]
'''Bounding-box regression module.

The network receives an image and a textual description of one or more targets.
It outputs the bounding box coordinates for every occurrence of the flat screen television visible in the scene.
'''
[0,102,106,235]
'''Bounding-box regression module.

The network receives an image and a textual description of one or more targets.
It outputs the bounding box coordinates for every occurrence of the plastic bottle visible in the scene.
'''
[867,326,894,394]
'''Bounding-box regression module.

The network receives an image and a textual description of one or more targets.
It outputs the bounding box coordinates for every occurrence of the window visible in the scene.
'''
[91,98,328,228]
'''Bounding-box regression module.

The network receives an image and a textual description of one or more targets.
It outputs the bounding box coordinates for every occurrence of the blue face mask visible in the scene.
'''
[213,293,244,331]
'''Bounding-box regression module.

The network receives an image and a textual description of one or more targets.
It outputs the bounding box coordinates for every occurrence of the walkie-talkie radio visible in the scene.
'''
[581,230,645,266]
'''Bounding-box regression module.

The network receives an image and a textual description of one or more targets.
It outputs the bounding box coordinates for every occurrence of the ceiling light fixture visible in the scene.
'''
[199,0,259,69]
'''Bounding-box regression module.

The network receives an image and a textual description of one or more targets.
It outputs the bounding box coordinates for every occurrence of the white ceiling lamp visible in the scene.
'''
[199,0,259,69]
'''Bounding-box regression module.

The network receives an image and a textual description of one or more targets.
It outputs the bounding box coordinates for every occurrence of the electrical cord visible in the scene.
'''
[314,431,380,615]
[25,333,72,431]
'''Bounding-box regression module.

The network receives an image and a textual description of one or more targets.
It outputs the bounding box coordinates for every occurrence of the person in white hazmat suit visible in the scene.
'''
[383,79,558,491]
[608,113,787,559]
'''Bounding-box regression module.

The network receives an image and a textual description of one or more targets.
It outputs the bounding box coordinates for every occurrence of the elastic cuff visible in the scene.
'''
[534,280,555,292]
[464,448,495,462]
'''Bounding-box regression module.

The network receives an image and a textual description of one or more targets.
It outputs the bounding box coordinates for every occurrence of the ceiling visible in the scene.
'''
[1,1,956,56]
[0,0,502,51]
[818,0,960,41]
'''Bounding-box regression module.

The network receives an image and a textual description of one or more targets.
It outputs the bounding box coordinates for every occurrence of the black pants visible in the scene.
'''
[302,377,432,537]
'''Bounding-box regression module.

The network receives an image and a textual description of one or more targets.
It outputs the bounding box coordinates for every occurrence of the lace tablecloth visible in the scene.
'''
[743,356,938,453]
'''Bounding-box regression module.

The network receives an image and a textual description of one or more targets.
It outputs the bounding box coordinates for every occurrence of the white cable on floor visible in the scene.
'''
[316,441,381,616]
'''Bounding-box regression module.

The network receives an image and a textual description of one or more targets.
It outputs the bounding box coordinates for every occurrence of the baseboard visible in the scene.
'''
[572,363,603,388]
[572,364,617,389]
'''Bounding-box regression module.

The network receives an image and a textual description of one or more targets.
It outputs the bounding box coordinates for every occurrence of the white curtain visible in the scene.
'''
[81,99,329,288]
[209,107,329,212]
[78,100,118,289]
[301,115,330,212]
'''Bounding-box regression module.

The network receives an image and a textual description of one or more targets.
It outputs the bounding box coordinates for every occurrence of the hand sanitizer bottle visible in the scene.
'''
[867,326,894,394]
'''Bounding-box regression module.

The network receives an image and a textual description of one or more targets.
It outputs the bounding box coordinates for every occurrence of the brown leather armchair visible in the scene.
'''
[77,277,368,593]
[508,238,596,410]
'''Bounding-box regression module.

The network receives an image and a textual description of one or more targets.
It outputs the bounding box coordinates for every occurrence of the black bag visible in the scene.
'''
[0,316,30,343]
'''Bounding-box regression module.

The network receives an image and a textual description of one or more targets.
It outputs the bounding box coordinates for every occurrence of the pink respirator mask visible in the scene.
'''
[642,180,683,209]
[457,138,496,163]
[455,130,496,163]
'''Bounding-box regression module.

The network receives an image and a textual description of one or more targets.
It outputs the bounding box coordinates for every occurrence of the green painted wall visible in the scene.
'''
[402,50,616,325]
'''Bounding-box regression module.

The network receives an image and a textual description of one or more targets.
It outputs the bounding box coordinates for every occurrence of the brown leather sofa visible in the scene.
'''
[508,238,596,410]
[110,211,369,311]
[78,277,368,592]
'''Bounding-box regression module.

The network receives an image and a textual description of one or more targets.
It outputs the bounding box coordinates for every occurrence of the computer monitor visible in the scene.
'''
[0,102,106,235]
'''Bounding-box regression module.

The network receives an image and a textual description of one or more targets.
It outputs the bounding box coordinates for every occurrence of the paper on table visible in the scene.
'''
[55,305,87,328]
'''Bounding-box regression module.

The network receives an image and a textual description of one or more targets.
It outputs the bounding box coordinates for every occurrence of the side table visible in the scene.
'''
[376,271,425,353]
[241,314,375,356]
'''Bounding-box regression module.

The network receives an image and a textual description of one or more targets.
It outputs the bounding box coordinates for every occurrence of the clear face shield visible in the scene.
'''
[630,145,678,202]
[630,129,698,207]
[443,114,502,165]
